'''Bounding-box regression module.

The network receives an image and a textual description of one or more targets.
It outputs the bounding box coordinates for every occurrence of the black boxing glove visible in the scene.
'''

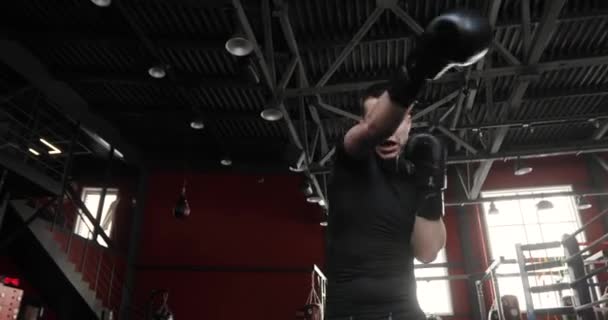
[387,9,493,108]
[404,133,447,220]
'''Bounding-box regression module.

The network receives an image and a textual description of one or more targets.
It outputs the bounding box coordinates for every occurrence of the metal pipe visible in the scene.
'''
[108,261,115,305]
[571,264,608,287]
[447,190,608,207]
[565,232,608,264]
[415,274,470,282]
[94,146,113,241]
[490,271,505,320]
[575,297,608,311]
[81,235,89,271]
[315,7,384,87]
[567,207,608,240]
[479,257,507,283]
[94,252,103,291]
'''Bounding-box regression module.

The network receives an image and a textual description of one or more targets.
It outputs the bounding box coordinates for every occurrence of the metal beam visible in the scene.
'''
[58,71,257,89]
[447,140,608,164]
[233,0,274,91]
[526,0,567,64]
[284,54,608,97]
[0,40,141,163]
[274,0,326,205]
[436,125,478,155]
[412,90,460,121]
[592,121,608,140]
[261,0,276,87]
[521,0,532,59]
[0,152,62,195]
[455,166,470,199]
[308,105,329,155]
[492,40,522,66]
[390,5,424,35]
[592,154,608,173]
[446,190,608,207]
[315,7,384,87]
[119,168,148,320]
[468,1,566,199]
[311,140,608,174]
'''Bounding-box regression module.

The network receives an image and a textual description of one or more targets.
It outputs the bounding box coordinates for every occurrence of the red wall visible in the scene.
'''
[134,173,325,320]
[134,156,607,319]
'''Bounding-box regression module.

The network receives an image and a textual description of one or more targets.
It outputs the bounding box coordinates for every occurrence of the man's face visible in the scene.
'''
[363,97,413,160]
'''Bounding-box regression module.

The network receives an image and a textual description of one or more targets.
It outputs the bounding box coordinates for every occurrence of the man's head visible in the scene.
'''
[360,83,413,159]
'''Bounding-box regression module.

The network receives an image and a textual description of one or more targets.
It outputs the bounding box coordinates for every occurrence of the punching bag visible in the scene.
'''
[173,185,190,218]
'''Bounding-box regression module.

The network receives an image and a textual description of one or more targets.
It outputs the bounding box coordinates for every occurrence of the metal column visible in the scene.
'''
[119,168,148,320]
[515,244,536,320]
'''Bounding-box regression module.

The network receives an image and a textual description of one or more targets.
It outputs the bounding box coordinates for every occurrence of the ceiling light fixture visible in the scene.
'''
[320,221,328,227]
[220,157,232,166]
[225,35,253,57]
[190,119,205,130]
[90,0,111,7]
[514,158,533,176]
[301,180,314,197]
[148,65,167,79]
[260,108,283,121]
[307,196,322,204]
[577,196,592,211]
[488,201,499,215]
[39,138,62,155]
[28,148,40,156]
[536,199,554,211]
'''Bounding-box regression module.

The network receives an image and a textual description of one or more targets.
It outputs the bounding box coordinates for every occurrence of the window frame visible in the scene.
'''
[73,187,120,246]
[414,248,453,316]
[480,185,583,311]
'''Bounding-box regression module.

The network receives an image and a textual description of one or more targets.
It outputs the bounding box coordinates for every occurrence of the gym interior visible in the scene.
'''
[0,0,607,319]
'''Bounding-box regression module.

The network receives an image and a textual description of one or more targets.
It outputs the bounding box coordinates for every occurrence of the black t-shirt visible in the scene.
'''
[325,143,425,320]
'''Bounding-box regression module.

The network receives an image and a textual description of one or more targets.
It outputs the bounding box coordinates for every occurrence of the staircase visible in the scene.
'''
[10,199,124,319]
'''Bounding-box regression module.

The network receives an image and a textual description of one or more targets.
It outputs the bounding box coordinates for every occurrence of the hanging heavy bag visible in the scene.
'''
[173,186,191,218]
[501,295,521,320]
[303,271,322,320]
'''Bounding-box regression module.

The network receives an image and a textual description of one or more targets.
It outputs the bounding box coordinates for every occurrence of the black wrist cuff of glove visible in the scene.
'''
[386,65,424,109]
[416,189,445,220]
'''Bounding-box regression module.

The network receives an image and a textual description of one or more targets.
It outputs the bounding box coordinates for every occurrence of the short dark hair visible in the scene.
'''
[359,82,388,115]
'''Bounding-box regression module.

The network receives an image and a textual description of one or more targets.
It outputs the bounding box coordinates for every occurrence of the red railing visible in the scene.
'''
[34,194,147,319]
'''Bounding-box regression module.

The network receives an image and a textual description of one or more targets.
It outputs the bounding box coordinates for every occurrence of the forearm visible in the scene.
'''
[363,92,411,145]
[411,216,446,264]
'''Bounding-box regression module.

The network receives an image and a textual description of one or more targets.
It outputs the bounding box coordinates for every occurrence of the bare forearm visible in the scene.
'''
[364,92,410,144]
[411,217,446,264]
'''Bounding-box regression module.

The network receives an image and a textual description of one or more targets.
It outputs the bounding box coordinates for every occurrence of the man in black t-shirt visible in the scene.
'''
[325,9,492,320]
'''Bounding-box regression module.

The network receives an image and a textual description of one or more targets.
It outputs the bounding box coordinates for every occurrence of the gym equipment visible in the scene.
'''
[173,185,190,219]
[298,265,326,320]
[0,283,23,319]
[387,9,492,108]
[506,207,608,320]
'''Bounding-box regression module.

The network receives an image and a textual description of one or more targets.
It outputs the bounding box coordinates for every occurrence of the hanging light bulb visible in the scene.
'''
[536,199,554,211]
[173,184,191,218]
[488,201,499,215]
[513,158,533,176]
[577,196,592,210]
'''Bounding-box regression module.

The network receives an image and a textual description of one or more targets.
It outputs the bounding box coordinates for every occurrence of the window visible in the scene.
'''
[74,187,119,247]
[481,185,583,310]
[414,248,453,315]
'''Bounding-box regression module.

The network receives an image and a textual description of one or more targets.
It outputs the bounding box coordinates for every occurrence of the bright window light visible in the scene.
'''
[74,187,119,247]
[414,248,453,315]
[481,185,583,311]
